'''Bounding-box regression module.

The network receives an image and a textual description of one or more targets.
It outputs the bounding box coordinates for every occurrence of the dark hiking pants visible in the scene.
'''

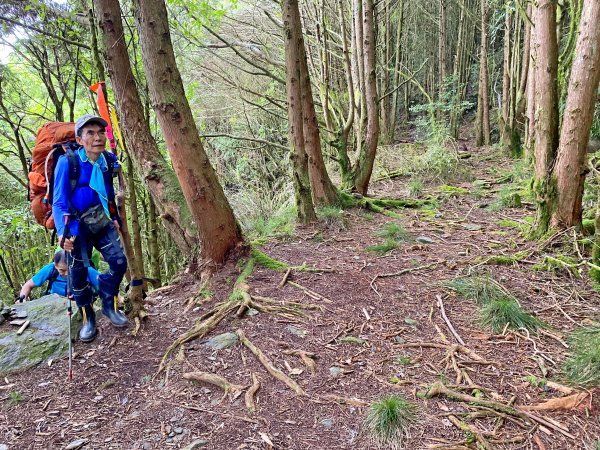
[70,222,127,308]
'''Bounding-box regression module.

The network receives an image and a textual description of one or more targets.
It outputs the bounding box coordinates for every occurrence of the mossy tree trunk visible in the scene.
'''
[133,0,244,267]
[282,0,317,223]
[532,0,560,237]
[551,0,600,228]
[95,0,196,256]
[147,195,161,287]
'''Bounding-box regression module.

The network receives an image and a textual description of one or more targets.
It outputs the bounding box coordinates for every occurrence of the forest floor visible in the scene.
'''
[2,142,600,450]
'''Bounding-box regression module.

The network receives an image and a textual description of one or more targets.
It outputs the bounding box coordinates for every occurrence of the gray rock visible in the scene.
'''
[142,443,152,450]
[329,366,344,377]
[339,336,365,345]
[0,295,80,376]
[203,332,238,350]
[246,308,259,316]
[320,418,334,428]
[64,438,88,450]
[181,440,209,450]
[462,223,482,231]
[174,427,184,435]
[0,444,8,450]
[286,325,307,338]
[168,432,175,438]
[416,236,434,244]
[14,310,28,319]
[404,318,418,327]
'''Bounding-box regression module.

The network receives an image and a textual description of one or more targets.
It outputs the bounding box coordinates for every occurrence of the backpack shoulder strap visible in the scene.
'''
[64,146,80,194]
[44,267,59,295]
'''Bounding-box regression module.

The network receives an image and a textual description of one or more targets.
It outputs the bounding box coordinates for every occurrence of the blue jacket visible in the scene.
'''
[52,147,117,237]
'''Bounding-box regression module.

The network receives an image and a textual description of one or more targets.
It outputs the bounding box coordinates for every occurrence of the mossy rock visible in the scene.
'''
[0,295,80,376]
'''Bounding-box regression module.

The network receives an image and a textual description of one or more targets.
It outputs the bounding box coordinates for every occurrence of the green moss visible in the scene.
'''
[437,184,469,197]
[485,251,529,265]
[250,249,288,271]
[497,218,529,234]
[376,222,411,241]
[532,255,580,277]
[582,219,595,235]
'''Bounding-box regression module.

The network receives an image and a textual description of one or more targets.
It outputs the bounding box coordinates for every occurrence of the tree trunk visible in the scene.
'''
[125,154,145,279]
[147,195,162,287]
[515,4,531,129]
[532,0,560,236]
[133,0,244,266]
[475,0,491,146]
[438,0,447,104]
[500,6,513,153]
[95,0,196,256]
[352,0,379,195]
[297,4,338,206]
[390,0,405,139]
[551,0,600,228]
[282,0,317,223]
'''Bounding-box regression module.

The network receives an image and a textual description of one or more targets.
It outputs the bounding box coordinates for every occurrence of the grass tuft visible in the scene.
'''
[364,394,418,450]
[443,276,509,305]
[562,325,600,387]
[376,222,411,241]
[366,240,399,255]
[479,298,544,333]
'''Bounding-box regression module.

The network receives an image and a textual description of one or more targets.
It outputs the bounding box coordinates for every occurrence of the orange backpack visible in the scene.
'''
[28,122,76,229]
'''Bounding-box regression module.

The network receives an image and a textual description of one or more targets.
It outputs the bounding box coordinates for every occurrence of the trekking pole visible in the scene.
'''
[60,215,73,381]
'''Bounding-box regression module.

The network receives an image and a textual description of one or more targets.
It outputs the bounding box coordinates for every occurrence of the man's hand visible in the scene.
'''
[59,235,75,252]
[17,295,26,303]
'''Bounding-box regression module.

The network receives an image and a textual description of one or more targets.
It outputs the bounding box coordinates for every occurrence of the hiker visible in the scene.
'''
[18,250,100,301]
[53,114,129,342]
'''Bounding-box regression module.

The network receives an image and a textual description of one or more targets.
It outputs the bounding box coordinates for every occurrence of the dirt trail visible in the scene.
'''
[1,146,599,450]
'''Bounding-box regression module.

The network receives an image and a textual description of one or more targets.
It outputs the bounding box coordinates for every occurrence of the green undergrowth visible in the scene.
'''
[407,179,424,198]
[562,324,600,387]
[364,394,418,450]
[444,275,544,333]
[367,222,411,255]
[338,191,436,219]
[245,203,296,244]
[317,206,347,230]
[496,217,532,235]
[436,184,469,199]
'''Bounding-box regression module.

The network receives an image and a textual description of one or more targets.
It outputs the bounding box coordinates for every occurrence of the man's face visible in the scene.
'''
[55,262,68,277]
[76,123,107,158]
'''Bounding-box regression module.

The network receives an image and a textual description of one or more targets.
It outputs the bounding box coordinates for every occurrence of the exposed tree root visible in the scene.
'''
[236,329,306,396]
[447,414,495,450]
[283,349,317,374]
[321,394,369,407]
[425,382,576,439]
[182,371,246,394]
[244,373,261,412]
[521,391,590,411]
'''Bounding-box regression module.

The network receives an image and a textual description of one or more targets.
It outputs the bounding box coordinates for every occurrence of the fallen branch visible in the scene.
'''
[287,281,332,303]
[183,371,246,393]
[370,261,442,296]
[245,373,261,412]
[436,295,465,346]
[236,329,306,396]
[278,268,292,287]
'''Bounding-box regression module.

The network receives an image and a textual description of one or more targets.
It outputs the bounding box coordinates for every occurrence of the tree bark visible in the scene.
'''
[532,0,560,235]
[133,0,244,266]
[297,4,338,206]
[551,0,600,228]
[282,0,317,223]
[352,0,379,195]
[95,0,196,256]
[475,0,491,147]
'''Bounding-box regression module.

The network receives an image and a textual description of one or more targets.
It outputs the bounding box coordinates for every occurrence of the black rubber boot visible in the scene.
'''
[101,295,129,328]
[79,304,97,342]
